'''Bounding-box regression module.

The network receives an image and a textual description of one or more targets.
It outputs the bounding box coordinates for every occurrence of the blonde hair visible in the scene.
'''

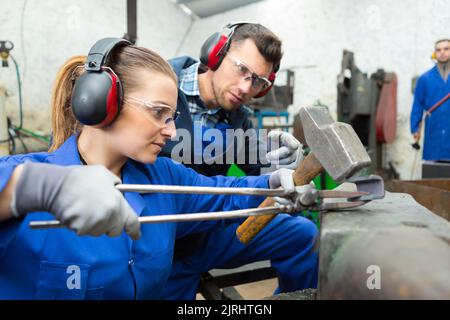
[49,46,177,151]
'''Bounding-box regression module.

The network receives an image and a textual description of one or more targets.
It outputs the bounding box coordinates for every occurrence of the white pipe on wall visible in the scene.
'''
[0,86,9,156]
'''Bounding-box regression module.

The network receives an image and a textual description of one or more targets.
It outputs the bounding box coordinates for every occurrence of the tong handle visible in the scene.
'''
[236,153,324,244]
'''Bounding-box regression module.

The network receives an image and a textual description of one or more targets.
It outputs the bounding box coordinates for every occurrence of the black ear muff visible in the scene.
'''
[71,37,130,127]
[72,68,122,126]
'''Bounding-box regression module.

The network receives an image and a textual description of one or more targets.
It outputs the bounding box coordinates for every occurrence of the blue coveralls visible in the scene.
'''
[0,135,271,299]
[159,57,319,299]
[410,65,450,160]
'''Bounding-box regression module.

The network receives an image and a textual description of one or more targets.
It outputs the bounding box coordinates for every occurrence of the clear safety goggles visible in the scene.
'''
[226,54,272,91]
[125,96,180,126]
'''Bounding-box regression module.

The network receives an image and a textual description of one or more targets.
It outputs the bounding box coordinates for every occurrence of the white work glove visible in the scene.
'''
[269,168,316,212]
[265,131,304,170]
[10,162,141,240]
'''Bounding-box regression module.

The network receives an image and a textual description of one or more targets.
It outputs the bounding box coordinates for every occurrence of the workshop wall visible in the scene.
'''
[1,0,448,179]
[177,0,450,180]
[0,0,191,134]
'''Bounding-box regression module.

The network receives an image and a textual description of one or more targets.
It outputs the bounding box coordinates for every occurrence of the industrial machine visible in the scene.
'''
[337,50,398,178]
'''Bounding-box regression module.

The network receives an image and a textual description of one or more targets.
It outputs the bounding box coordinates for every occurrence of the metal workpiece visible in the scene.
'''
[318,191,450,299]
[310,200,366,211]
[347,174,385,202]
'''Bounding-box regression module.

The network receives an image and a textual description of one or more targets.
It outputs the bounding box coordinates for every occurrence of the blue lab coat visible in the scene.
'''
[410,65,450,160]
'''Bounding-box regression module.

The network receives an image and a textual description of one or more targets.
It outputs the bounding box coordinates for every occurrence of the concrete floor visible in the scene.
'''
[233,278,278,299]
[196,278,278,300]
[195,261,279,300]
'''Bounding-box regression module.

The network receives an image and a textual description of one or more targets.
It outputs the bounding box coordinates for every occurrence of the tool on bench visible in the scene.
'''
[236,106,373,244]
[28,182,377,230]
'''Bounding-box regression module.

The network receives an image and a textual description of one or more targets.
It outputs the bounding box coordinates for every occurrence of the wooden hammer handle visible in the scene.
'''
[236,153,324,244]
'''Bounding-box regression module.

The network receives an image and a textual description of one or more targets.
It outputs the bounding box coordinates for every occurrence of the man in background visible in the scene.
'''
[410,39,450,162]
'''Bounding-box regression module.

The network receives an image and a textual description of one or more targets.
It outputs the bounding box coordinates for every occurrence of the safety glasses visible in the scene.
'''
[226,54,272,91]
[125,96,180,126]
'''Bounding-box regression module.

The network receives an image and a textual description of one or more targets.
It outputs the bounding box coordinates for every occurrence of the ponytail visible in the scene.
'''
[49,55,85,151]
[49,45,176,152]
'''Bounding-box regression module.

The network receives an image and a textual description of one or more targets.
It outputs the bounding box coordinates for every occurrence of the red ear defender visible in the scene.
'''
[254,72,276,98]
[200,22,252,71]
[201,33,229,70]
[102,68,121,127]
[200,22,278,99]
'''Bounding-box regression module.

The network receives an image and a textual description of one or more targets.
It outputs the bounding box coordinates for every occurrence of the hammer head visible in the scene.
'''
[299,106,371,182]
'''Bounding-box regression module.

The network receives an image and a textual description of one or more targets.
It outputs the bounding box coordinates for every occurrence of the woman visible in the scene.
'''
[0,39,296,299]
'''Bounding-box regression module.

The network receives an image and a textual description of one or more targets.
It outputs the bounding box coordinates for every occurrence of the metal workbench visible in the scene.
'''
[318,191,450,299]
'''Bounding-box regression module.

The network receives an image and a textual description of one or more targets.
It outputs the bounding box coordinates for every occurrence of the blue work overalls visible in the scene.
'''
[411,65,450,160]
[0,135,270,299]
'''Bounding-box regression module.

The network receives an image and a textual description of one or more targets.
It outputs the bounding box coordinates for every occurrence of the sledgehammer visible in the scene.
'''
[236,106,371,244]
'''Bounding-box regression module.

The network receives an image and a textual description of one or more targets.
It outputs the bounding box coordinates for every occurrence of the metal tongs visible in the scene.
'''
[29,175,384,230]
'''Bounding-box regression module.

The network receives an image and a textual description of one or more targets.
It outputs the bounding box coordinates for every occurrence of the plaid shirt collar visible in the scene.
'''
[179,62,221,117]
[179,62,201,97]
